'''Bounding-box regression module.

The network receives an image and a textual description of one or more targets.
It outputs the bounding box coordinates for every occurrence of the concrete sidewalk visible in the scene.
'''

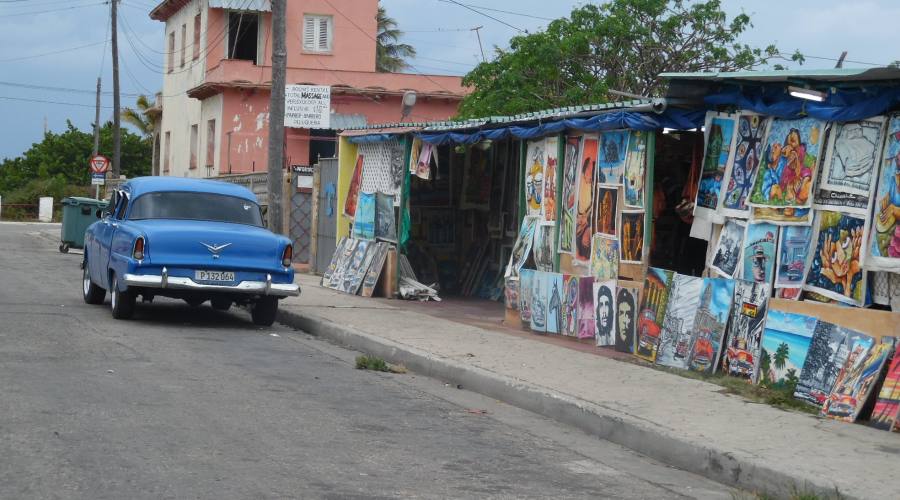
[279,273,899,499]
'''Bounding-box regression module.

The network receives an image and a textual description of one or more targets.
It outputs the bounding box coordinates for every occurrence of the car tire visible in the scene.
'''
[251,297,278,326]
[110,274,136,320]
[82,260,106,305]
[211,298,231,311]
[184,298,206,307]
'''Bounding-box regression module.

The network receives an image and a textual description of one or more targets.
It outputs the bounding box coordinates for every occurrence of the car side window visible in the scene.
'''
[115,193,129,220]
[105,191,119,218]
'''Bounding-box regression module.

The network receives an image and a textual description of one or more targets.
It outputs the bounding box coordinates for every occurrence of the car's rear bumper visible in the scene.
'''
[123,267,300,297]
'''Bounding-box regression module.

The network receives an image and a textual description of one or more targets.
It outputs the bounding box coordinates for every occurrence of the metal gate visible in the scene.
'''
[290,189,313,264]
[314,157,339,274]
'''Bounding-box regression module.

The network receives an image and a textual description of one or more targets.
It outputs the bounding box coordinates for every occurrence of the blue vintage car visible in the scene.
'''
[82,177,300,325]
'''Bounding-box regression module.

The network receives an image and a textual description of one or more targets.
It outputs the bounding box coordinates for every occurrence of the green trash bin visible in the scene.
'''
[59,197,108,253]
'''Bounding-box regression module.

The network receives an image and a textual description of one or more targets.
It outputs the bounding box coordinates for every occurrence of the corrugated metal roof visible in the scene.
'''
[329,112,367,130]
[660,67,900,83]
[208,0,271,11]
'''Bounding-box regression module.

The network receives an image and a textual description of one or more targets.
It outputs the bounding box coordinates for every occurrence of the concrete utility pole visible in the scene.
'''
[267,0,286,235]
[111,0,121,178]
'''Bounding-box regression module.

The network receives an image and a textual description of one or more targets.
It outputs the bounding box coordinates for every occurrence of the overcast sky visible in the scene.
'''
[1,0,898,159]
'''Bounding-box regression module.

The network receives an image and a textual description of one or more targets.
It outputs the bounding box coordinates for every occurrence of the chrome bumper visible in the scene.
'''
[123,268,300,297]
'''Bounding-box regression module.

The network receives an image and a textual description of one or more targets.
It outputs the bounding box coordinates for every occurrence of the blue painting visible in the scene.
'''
[759,310,816,387]
[868,115,900,271]
[721,114,766,217]
[597,130,629,185]
[352,192,376,240]
[696,114,737,215]
[742,222,777,286]
[805,211,866,306]
[688,278,735,374]
[775,226,812,288]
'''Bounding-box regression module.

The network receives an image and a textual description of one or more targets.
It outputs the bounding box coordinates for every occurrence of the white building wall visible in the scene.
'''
[200,93,224,176]
[159,0,219,178]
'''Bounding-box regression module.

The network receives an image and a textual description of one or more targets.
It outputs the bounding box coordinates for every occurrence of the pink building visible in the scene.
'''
[150,0,466,177]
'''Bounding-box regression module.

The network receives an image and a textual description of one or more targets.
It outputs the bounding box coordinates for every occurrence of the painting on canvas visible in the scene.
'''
[794,321,873,406]
[688,278,735,374]
[577,276,595,340]
[721,280,769,382]
[361,243,389,297]
[620,210,644,264]
[868,114,900,272]
[819,117,886,198]
[322,237,348,285]
[504,277,520,310]
[519,269,535,323]
[525,139,546,217]
[775,226,812,289]
[624,130,647,208]
[615,284,640,353]
[656,274,703,370]
[562,275,579,337]
[543,137,559,223]
[804,210,867,306]
[344,154,364,217]
[593,186,618,236]
[352,192,376,240]
[575,136,598,262]
[710,219,745,277]
[341,240,370,294]
[375,193,397,243]
[822,342,891,422]
[597,130,629,185]
[695,112,738,218]
[327,238,358,291]
[594,279,617,347]
[590,234,619,281]
[750,207,811,226]
[741,222,777,286]
[533,224,556,272]
[530,271,548,332]
[758,310,816,387]
[560,136,582,254]
[871,344,900,431]
[634,268,674,362]
[748,117,826,209]
[505,216,540,279]
[559,211,575,255]
[721,114,767,218]
[546,273,564,334]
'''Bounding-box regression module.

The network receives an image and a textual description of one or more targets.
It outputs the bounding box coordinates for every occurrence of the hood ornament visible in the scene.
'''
[201,242,232,259]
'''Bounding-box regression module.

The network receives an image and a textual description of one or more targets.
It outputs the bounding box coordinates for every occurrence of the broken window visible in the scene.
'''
[227,12,258,63]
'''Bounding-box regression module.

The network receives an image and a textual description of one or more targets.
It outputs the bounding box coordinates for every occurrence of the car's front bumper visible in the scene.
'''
[123,267,300,297]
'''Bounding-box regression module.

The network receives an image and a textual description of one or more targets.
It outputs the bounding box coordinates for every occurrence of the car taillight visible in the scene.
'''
[133,237,145,260]
[282,245,293,267]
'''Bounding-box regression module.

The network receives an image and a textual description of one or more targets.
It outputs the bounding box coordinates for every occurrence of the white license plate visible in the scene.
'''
[195,270,235,282]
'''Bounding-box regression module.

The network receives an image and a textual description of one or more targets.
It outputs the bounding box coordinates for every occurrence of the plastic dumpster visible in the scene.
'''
[59,197,108,253]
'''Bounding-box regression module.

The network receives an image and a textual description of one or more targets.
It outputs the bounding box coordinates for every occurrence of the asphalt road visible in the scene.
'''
[0,222,735,500]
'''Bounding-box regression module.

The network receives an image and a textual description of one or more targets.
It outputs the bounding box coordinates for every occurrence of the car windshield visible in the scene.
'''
[129,191,264,226]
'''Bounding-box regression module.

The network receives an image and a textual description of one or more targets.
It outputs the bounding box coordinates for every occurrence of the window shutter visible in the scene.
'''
[318,17,329,51]
[303,17,316,51]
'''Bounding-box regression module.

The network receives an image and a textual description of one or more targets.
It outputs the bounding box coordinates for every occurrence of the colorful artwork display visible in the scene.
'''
[590,234,619,281]
[615,283,640,353]
[543,137,559,223]
[758,310,816,387]
[559,212,575,255]
[546,273,564,334]
[804,211,867,306]
[562,275,579,337]
[794,321,873,406]
[530,271,548,332]
[656,274,703,370]
[344,154,363,217]
[871,344,900,431]
[533,224,556,272]
[620,210,645,264]
[594,279,616,347]
[577,277,596,340]
[597,130,629,185]
[341,240,370,294]
[634,268,675,362]
[575,136,599,263]
[775,226,812,289]
[748,117,825,209]
[559,136,582,254]
[326,238,358,291]
[525,139,546,217]
[721,280,769,382]
[519,269,535,323]
[695,113,738,218]
[593,186,618,236]
[720,113,766,218]
[750,207,812,226]
[817,117,885,211]
[688,278,735,374]
[710,219,745,277]
[360,242,389,297]
[822,342,891,422]
[868,114,900,272]
[505,216,539,279]
[624,130,647,208]
[352,192,376,240]
[741,222,777,286]
[375,193,397,243]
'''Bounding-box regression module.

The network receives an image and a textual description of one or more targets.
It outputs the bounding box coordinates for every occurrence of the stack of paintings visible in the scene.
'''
[721,280,769,382]
[871,344,900,431]
[821,342,892,422]
[794,322,874,406]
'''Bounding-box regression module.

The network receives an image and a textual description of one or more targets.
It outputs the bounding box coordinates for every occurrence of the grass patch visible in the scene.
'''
[355,355,407,374]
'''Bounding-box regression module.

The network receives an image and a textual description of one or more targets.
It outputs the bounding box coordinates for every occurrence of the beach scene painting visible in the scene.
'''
[758,310,817,388]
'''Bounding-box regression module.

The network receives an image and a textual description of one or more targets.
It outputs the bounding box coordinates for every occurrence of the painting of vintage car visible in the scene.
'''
[82,177,300,325]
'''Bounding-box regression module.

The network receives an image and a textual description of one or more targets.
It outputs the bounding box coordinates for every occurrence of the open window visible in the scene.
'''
[226,12,259,63]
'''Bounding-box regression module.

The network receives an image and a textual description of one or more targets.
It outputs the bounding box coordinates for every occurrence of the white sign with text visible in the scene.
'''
[285,85,331,129]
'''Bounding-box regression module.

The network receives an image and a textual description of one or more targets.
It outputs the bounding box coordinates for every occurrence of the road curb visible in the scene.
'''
[277,308,848,499]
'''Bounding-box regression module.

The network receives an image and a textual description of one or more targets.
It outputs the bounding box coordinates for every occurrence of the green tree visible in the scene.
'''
[376,5,415,72]
[458,0,803,118]
[774,342,790,372]
[120,94,156,137]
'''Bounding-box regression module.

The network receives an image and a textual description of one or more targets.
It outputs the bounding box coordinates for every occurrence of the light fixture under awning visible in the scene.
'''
[208,0,271,12]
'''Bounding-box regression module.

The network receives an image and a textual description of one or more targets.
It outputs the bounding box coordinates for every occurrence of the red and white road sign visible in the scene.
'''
[89,155,110,174]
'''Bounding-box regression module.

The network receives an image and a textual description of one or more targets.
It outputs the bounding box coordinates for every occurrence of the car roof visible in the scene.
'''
[121,177,259,202]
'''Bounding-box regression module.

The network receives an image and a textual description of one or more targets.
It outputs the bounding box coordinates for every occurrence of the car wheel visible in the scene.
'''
[184,298,206,307]
[110,274,136,320]
[251,297,278,326]
[82,260,106,305]
[211,298,231,311]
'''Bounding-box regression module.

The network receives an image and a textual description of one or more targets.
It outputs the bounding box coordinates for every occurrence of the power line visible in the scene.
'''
[0,80,140,97]
[0,0,106,18]
[438,0,524,32]
[435,0,555,21]
[0,39,110,62]
[0,95,112,109]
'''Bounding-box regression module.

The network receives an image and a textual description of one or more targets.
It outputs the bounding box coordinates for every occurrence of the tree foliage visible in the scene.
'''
[458,0,802,118]
[0,121,151,195]
[121,94,157,138]
[376,5,416,72]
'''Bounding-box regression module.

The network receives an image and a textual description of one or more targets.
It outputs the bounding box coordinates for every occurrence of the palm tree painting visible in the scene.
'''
[774,342,790,372]
[376,6,415,72]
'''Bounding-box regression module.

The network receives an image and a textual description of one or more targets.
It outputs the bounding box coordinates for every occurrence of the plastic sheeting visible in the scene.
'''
[704,86,900,123]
